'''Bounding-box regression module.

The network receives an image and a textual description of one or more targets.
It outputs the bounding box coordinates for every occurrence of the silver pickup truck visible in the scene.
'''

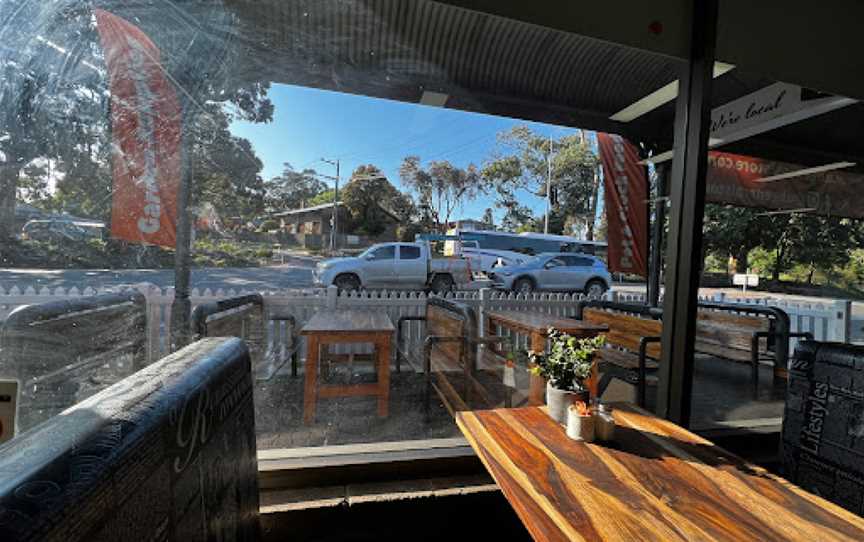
[313,242,471,292]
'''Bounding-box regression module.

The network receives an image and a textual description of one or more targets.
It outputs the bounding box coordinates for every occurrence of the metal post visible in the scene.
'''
[656,0,718,426]
[332,160,339,252]
[544,134,552,234]
[171,102,193,351]
[321,158,340,253]
[648,162,668,308]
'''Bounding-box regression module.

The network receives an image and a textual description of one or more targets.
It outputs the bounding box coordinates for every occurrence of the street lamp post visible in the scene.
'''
[544,134,553,234]
[320,158,339,253]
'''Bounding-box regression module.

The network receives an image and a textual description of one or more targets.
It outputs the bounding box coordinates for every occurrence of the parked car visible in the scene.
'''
[489,253,611,296]
[21,220,90,242]
[314,242,471,292]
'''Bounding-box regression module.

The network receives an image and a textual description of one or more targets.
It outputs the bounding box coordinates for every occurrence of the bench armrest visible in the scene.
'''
[397,315,427,343]
[267,315,299,376]
[637,336,661,407]
[397,316,427,372]
[751,330,814,360]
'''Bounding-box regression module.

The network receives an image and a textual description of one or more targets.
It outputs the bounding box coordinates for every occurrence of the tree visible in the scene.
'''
[702,204,765,273]
[0,2,275,239]
[342,165,413,236]
[703,204,862,283]
[499,201,535,232]
[481,208,494,229]
[481,126,597,235]
[264,164,325,211]
[192,108,266,222]
[0,2,109,237]
[309,189,336,207]
[17,163,52,205]
[399,157,483,232]
[781,214,859,284]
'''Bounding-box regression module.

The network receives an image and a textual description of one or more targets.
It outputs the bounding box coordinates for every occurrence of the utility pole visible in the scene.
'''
[544,134,552,234]
[171,97,194,351]
[320,158,339,253]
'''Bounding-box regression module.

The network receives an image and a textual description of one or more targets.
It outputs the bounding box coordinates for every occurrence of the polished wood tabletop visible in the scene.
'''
[486,310,608,337]
[457,404,864,542]
[300,309,395,335]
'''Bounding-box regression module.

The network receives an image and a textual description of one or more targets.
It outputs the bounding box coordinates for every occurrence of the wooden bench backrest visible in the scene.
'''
[695,309,771,360]
[583,308,662,359]
[427,303,468,363]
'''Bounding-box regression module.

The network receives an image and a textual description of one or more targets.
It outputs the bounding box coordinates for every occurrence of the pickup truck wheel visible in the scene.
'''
[430,274,454,294]
[334,273,361,291]
[585,279,607,298]
[513,278,534,295]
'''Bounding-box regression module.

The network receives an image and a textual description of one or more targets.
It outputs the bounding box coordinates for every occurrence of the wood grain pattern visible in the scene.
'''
[428,304,466,365]
[487,310,609,338]
[300,309,395,334]
[583,308,662,359]
[457,404,864,542]
[695,310,769,362]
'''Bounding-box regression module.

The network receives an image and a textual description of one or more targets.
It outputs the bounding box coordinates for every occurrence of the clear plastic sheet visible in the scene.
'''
[0,0,466,448]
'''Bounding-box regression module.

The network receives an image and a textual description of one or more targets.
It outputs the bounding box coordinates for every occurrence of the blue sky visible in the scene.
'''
[229,83,585,223]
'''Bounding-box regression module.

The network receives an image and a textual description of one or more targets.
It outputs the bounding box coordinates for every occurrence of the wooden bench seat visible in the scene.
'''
[579,300,816,397]
[695,309,769,363]
[583,307,662,407]
[694,308,812,388]
[596,348,659,371]
[396,298,515,415]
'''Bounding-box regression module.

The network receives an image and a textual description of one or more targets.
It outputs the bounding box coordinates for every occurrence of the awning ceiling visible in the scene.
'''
[121,0,864,172]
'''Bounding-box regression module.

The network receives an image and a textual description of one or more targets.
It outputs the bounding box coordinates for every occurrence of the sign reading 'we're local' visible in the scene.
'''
[710,82,798,141]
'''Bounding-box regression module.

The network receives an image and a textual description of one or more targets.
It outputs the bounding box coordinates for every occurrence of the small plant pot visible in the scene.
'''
[546,381,589,424]
[566,407,595,442]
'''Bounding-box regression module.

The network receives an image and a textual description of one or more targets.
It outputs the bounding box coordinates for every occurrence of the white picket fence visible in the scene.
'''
[0,284,858,368]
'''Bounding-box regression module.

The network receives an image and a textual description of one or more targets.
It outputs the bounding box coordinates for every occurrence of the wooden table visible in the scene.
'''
[300,309,394,425]
[485,310,609,403]
[457,404,864,542]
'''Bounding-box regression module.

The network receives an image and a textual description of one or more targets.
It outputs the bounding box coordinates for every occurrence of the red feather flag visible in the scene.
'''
[95,9,181,248]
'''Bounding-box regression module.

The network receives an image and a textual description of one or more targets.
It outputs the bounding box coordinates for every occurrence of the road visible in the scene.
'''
[1,267,860,313]
[0,265,315,292]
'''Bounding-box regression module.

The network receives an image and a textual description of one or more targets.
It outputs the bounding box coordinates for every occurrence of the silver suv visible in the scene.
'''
[489,253,611,296]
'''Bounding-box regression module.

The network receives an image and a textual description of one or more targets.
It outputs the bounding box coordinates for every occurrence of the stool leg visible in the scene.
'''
[377,336,391,418]
[303,335,320,425]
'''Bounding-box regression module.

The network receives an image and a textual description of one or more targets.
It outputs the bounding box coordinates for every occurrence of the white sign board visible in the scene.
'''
[733,273,759,287]
[710,82,799,141]
[0,380,18,444]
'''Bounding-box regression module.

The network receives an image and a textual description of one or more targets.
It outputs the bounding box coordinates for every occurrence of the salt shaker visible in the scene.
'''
[594,403,616,442]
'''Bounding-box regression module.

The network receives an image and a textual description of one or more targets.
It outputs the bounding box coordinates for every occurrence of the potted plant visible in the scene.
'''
[528,329,605,424]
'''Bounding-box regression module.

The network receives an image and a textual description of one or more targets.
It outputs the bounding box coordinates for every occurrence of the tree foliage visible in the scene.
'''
[264,164,324,212]
[399,157,483,232]
[0,2,274,239]
[702,203,863,284]
[481,208,494,229]
[481,126,597,235]
[342,165,414,236]
[702,205,765,272]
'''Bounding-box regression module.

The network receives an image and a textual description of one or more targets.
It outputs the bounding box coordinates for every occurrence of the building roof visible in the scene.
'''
[271,202,344,218]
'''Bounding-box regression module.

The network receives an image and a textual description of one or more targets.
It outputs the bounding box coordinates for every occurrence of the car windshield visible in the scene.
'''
[357,246,377,259]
